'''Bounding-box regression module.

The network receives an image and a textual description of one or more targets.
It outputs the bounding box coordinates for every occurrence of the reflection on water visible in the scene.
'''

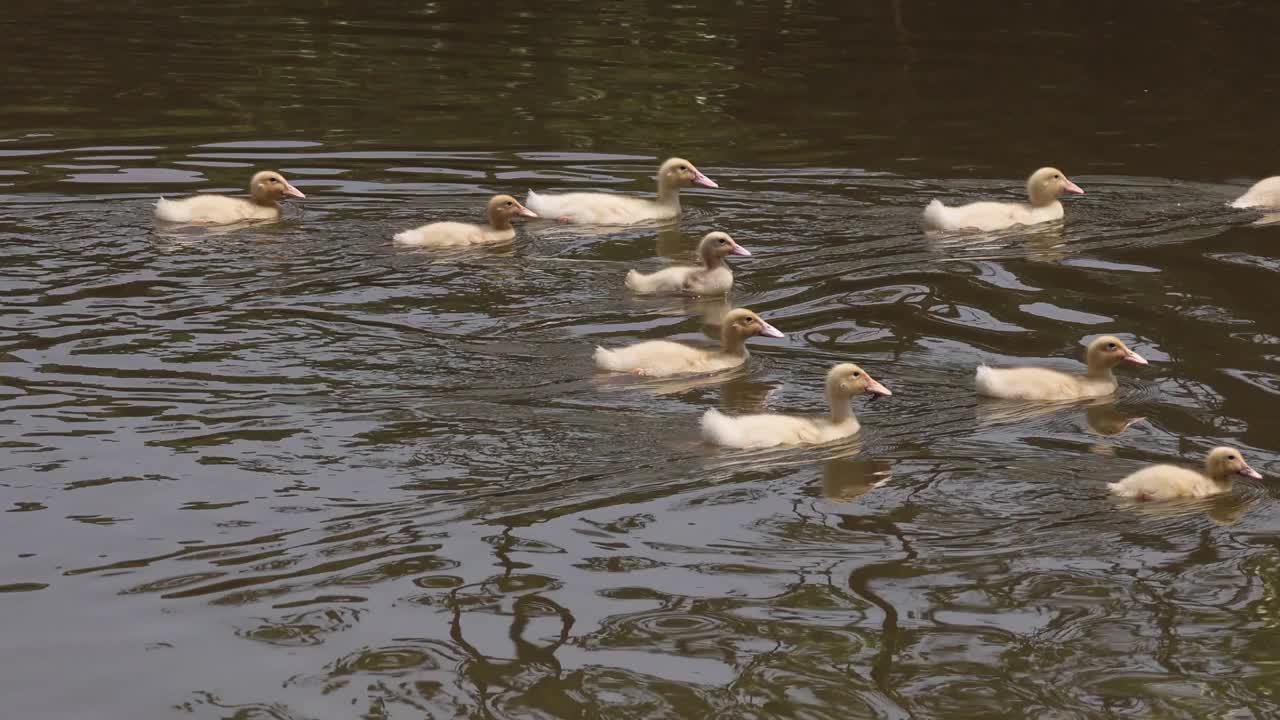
[4,1,1280,718]
[817,458,894,503]
[1115,491,1262,527]
[976,397,1146,437]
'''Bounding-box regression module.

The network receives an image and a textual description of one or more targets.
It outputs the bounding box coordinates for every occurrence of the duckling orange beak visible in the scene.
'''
[1123,350,1148,365]
[1063,178,1084,194]
[865,378,892,397]
[757,320,784,338]
[1240,464,1263,480]
[730,242,751,257]
[282,182,305,199]
[518,206,538,218]
[692,170,719,189]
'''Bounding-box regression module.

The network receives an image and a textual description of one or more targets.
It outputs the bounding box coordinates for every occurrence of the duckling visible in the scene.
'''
[624,231,749,295]
[1231,176,1280,209]
[1108,447,1263,500]
[701,363,892,449]
[923,167,1083,232]
[154,171,305,224]
[975,335,1147,401]
[526,157,718,225]
[593,308,782,377]
[393,195,537,246]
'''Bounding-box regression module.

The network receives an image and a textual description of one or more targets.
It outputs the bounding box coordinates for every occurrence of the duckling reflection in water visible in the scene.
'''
[1023,224,1068,263]
[1120,492,1260,526]
[1084,405,1145,436]
[718,373,781,413]
[1083,405,1146,457]
[653,226,696,259]
[616,364,754,397]
[925,219,1065,261]
[642,296,731,330]
[975,398,1145,436]
[817,457,893,503]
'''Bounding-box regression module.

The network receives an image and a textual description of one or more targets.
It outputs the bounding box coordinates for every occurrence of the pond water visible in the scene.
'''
[3,2,1280,718]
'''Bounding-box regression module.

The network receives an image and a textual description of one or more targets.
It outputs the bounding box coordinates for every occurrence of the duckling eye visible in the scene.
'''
[505,201,514,207]
[1053,174,1060,179]
[1106,343,1117,350]
[718,238,727,244]
[852,371,862,378]
[680,166,688,171]
[1229,455,1238,461]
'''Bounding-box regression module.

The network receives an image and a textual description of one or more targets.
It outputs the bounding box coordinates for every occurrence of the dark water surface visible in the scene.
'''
[4,2,1280,718]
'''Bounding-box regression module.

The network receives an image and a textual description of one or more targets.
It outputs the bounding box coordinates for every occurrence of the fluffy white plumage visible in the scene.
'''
[154,194,279,224]
[525,157,717,225]
[624,232,746,295]
[700,408,859,449]
[1107,447,1262,501]
[154,171,303,225]
[700,363,891,449]
[923,199,1065,233]
[974,335,1146,401]
[594,340,745,376]
[593,308,782,378]
[393,194,536,247]
[973,364,1112,401]
[923,167,1082,232]
[393,221,510,246]
[1231,176,1280,209]
[526,189,676,225]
